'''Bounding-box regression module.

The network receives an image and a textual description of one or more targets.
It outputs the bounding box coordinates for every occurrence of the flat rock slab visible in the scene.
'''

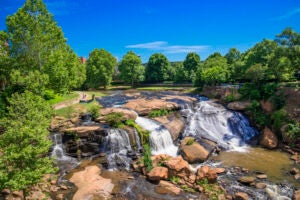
[69,166,114,200]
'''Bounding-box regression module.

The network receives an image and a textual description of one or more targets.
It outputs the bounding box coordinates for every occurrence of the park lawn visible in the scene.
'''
[55,100,101,118]
[47,92,79,105]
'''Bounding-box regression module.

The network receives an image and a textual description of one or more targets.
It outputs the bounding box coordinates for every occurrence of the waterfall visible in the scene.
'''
[135,116,178,157]
[50,133,79,174]
[103,129,133,170]
[134,129,142,151]
[182,100,258,151]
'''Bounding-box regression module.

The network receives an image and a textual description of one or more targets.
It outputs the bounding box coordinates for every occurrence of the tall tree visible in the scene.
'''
[118,51,144,87]
[86,49,117,89]
[145,53,170,82]
[0,31,11,91]
[6,0,85,93]
[183,52,200,81]
[0,91,56,192]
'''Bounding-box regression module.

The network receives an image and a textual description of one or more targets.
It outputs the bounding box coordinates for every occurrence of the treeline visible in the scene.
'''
[85,28,300,89]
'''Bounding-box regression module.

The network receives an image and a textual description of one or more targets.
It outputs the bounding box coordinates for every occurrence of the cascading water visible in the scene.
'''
[50,133,79,174]
[182,100,258,151]
[102,128,135,170]
[135,116,178,157]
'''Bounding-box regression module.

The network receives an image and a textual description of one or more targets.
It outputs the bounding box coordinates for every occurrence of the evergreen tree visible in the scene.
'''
[0,91,56,192]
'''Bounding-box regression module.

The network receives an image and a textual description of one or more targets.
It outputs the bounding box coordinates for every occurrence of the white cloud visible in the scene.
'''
[126,41,210,54]
[271,7,300,21]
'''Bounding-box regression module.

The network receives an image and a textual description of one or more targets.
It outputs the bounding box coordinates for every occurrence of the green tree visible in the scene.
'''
[244,63,267,83]
[0,91,56,192]
[6,0,85,93]
[201,66,229,85]
[269,56,293,82]
[145,53,170,82]
[225,48,241,65]
[86,49,117,89]
[183,52,201,81]
[118,51,144,87]
[174,62,189,83]
[0,31,11,91]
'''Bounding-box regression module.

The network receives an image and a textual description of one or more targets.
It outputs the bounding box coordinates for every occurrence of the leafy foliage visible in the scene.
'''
[143,144,153,172]
[125,119,150,145]
[118,51,145,87]
[0,91,56,191]
[105,112,125,127]
[148,108,172,118]
[145,53,171,82]
[88,104,100,119]
[86,49,117,89]
[183,52,200,81]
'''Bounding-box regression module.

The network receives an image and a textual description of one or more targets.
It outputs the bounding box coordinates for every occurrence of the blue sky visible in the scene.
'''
[0,0,300,62]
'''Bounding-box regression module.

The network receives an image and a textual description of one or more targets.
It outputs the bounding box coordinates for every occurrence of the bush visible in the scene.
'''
[143,144,153,172]
[196,178,224,200]
[170,176,180,184]
[261,82,277,99]
[43,89,56,100]
[271,109,288,136]
[105,112,125,127]
[125,119,150,145]
[224,94,237,103]
[186,138,195,145]
[88,105,100,119]
[148,108,171,118]
[284,122,300,143]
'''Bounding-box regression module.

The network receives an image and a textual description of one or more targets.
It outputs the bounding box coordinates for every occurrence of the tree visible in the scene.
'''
[0,31,11,91]
[275,27,300,47]
[6,0,85,93]
[269,56,293,82]
[174,62,189,83]
[201,66,229,85]
[145,53,170,82]
[183,52,200,81]
[86,49,117,89]
[0,91,56,192]
[244,63,267,83]
[225,48,241,65]
[118,51,144,87]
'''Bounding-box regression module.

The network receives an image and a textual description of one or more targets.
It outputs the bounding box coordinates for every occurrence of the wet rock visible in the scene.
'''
[259,127,278,149]
[196,166,218,183]
[227,101,251,111]
[234,192,248,200]
[294,174,300,180]
[56,193,64,200]
[180,137,210,163]
[154,115,184,141]
[294,190,300,200]
[97,108,138,122]
[163,156,192,178]
[155,180,182,195]
[291,154,299,162]
[255,182,266,189]
[123,98,179,115]
[1,189,10,195]
[238,176,256,185]
[69,165,114,200]
[12,190,24,199]
[147,167,168,181]
[216,168,226,174]
[65,125,103,137]
[256,174,267,179]
[291,168,300,175]
[151,154,172,167]
[60,185,68,190]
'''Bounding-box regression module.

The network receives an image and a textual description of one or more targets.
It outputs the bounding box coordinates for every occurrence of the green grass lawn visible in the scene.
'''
[47,92,79,105]
[55,100,101,118]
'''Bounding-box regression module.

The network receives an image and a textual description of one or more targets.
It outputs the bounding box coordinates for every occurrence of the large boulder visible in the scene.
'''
[227,101,251,111]
[96,108,137,122]
[163,156,192,178]
[69,166,114,200]
[154,115,184,141]
[155,180,182,195]
[259,127,278,149]
[180,137,210,163]
[196,166,218,183]
[238,176,256,185]
[147,167,168,181]
[123,98,179,115]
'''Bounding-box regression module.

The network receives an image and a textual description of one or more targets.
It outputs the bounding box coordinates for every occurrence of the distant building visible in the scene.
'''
[80,57,86,64]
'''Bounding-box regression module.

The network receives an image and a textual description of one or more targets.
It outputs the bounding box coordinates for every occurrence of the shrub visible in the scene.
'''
[105,112,125,127]
[224,94,236,103]
[271,109,288,135]
[196,178,224,200]
[125,119,150,145]
[43,89,56,100]
[284,122,300,143]
[143,144,153,172]
[186,138,195,145]
[170,176,180,184]
[148,108,171,118]
[88,105,100,119]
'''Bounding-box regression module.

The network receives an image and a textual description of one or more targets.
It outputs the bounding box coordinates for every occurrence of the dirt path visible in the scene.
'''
[53,92,83,110]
